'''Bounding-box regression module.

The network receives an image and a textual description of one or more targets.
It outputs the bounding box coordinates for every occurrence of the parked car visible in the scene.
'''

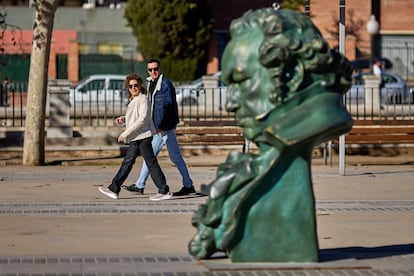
[175,78,203,105]
[175,72,227,106]
[69,74,127,105]
[346,72,410,104]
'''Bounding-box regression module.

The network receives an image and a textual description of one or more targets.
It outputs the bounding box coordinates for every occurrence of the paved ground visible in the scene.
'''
[0,152,414,275]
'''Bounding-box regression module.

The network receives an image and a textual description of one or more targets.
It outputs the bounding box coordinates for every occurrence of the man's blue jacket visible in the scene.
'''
[146,74,179,131]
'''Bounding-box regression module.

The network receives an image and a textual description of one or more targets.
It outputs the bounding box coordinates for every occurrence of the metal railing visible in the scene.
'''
[1,83,414,130]
[343,86,414,120]
[0,81,28,128]
[176,87,235,122]
[0,85,236,129]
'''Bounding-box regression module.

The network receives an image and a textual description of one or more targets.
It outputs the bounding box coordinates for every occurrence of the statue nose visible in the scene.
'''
[225,84,240,112]
[225,98,239,112]
[224,86,240,112]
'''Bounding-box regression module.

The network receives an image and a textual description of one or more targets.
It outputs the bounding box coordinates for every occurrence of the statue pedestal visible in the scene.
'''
[229,155,318,262]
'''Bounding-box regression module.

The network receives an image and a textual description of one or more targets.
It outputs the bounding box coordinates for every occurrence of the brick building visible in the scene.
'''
[209,0,414,80]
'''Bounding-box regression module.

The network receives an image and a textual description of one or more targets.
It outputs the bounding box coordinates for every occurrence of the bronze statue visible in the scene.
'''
[189,7,353,262]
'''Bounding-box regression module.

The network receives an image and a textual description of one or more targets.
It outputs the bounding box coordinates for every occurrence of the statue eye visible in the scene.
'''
[231,72,248,84]
[285,72,291,80]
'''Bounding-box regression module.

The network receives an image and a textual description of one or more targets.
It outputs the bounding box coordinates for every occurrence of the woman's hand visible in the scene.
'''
[115,116,125,125]
[118,135,126,143]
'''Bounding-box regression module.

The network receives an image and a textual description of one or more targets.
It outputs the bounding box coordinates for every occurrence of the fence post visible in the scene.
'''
[362,74,381,117]
[47,79,72,138]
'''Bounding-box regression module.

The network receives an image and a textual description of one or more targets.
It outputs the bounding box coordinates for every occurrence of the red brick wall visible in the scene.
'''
[381,0,414,31]
[208,0,414,69]
[48,40,57,79]
[67,40,79,83]
[305,0,414,58]
[2,30,76,54]
[206,0,392,71]
[308,0,371,57]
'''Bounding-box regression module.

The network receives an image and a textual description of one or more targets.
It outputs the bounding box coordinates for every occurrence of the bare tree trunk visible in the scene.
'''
[22,0,58,165]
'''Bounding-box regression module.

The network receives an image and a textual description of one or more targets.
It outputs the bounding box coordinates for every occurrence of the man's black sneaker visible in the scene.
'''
[173,186,196,196]
[121,184,144,195]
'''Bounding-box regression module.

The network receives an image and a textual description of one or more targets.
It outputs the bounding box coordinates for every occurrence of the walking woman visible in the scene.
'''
[98,73,172,201]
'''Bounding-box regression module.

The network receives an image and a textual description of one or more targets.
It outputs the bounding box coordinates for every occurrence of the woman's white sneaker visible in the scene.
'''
[98,187,118,200]
[149,192,173,201]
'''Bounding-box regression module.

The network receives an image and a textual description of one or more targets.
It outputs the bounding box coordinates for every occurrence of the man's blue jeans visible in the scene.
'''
[134,128,193,189]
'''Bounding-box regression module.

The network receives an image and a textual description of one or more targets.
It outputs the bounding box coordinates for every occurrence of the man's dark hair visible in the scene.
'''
[147,59,161,66]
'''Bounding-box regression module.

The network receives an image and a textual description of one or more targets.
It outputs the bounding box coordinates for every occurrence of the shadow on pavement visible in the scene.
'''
[46,156,124,166]
[320,243,414,261]
[344,168,414,176]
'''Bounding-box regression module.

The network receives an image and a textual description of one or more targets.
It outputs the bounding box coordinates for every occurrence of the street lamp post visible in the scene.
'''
[366,15,379,70]
[365,15,381,119]
[305,0,310,17]
[338,0,346,176]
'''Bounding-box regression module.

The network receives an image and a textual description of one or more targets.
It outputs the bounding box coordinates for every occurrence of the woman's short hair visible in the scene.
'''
[125,73,145,99]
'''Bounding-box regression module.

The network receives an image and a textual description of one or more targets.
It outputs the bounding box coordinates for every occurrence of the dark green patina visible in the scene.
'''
[189,7,353,262]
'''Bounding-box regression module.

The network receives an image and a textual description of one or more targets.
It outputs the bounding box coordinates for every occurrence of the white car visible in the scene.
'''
[70,74,127,106]
[347,72,410,104]
[175,78,203,105]
[175,72,227,106]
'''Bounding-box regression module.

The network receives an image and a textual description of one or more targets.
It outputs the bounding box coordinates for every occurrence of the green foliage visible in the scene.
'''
[124,0,213,82]
[281,0,305,11]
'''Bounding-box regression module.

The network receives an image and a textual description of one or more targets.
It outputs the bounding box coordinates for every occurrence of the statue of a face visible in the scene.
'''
[189,7,354,263]
[222,25,275,142]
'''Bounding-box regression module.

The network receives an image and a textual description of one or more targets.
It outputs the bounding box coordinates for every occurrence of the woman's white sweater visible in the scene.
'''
[120,93,155,143]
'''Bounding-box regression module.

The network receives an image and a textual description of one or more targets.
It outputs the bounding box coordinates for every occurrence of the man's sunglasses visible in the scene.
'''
[128,84,140,89]
[147,67,159,72]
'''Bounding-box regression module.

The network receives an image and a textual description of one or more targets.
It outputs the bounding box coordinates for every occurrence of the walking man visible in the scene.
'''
[122,59,196,196]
